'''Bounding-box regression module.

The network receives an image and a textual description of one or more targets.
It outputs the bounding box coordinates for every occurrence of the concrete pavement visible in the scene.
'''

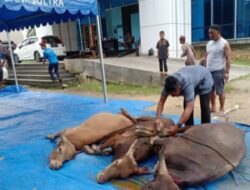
[103,54,250,81]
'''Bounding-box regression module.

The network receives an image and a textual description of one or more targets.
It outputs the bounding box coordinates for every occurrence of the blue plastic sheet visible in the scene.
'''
[0,86,250,190]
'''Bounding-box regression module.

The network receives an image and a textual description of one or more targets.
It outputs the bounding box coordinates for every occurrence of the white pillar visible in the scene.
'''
[139,0,191,58]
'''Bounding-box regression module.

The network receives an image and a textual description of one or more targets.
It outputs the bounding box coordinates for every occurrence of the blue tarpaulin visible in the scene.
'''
[0,86,250,190]
[0,0,98,32]
[0,0,108,103]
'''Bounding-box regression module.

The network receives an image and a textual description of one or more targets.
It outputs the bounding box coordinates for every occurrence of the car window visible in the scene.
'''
[21,40,29,47]
[42,36,61,44]
[29,38,38,45]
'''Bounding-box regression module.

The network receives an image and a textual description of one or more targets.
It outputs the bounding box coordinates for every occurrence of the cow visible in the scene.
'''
[97,123,246,189]
[96,118,175,184]
[47,111,135,170]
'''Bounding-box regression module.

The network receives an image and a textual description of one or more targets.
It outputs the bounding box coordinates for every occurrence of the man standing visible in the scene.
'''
[206,25,231,114]
[155,65,213,135]
[179,35,196,66]
[40,42,61,83]
[0,52,5,88]
[156,31,170,75]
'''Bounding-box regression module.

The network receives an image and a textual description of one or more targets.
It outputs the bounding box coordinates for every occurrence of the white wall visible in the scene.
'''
[35,24,53,38]
[0,30,24,44]
[52,21,78,51]
[139,0,191,58]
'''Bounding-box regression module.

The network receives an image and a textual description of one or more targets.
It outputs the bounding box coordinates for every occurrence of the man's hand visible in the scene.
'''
[167,125,181,136]
[224,72,229,82]
[154,118,163,131]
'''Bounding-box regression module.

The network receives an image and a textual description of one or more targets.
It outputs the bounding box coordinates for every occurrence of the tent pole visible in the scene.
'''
[78,19,84,51]
[6,32,19,92]
[96,15,108,104]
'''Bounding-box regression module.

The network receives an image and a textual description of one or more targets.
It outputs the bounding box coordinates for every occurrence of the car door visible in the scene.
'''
[17,40,29,60]
[25,38,38,60]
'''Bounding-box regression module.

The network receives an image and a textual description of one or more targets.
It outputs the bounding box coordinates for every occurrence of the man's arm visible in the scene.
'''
[156,95,168,119]
[224,43,231,82]
[191,45,196,58]
[181,45,187,57]
[155,95,168,128]
[178,100,195,125]
[167,100,194,136]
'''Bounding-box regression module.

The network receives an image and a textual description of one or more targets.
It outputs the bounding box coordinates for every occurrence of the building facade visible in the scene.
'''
[192,0,250,42]
[99,0,191,58]
[5,0,250,58]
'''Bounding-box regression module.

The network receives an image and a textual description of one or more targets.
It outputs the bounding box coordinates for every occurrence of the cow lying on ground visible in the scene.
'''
[47,111,135,169]
[89,117,175,160]
[96,118,175,184]
[97,123,246,190]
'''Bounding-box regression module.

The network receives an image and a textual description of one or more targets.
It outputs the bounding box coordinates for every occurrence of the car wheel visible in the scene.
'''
[34,51,41,63]
[14,54,20,64]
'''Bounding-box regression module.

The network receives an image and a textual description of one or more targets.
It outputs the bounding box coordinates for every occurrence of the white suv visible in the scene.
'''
[14,35,66,63]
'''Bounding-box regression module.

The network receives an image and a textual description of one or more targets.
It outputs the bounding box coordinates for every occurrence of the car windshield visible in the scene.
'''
[42,36,61,44]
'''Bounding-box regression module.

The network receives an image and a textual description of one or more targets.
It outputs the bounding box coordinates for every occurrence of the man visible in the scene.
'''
[155,65,213,135]
[40,42,61,83]
[156,31,170,75]
[179,35,196,66]
[206,25,231,114]
[0,52,5,88]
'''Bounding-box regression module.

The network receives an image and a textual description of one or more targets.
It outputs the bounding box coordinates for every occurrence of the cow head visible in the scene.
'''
[49,136,77,170]
[141,151,180,190]
[97,139,151,184]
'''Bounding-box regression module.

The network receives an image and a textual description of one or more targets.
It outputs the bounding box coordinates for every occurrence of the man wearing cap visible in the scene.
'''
[205,25,231,114]
[179,35,196,66]
[40,42,61,83]
[154,65,213,135]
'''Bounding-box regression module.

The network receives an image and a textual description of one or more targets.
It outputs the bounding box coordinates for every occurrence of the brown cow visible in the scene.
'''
[92,117,175,160]
[47,112,135,170]
[97,138,153,184]
[142,123,246,189]
[96,118,175,184]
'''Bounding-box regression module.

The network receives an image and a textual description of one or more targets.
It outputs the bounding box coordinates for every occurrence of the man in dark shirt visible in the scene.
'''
[156,31,169,75]
[155,65,213,135]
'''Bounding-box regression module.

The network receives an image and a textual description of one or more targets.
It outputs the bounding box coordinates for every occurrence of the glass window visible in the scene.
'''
[237,0,250,38]
[111,0,123,7]
[124,0,138,5]
[192,0,211,42]
[213,0,234,39]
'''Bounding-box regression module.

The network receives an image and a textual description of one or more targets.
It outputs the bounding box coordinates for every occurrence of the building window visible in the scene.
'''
[237,0,250,38]
[192,0,211,42]
[124,0,138,5]
[213,0,234,39]
[111,0,123,7]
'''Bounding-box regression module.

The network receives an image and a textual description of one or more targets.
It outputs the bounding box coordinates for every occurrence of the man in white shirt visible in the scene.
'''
[205,25,231,114]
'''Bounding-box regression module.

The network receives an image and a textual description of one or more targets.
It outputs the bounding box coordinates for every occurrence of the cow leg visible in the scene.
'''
[91,144,112,156]
[46,130,64,141]
[82,145,96,155]
[120,108,138,124]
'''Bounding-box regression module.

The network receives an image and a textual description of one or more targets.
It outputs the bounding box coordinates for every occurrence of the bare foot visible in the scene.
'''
[218,110,225,115]
[211,108,216,113]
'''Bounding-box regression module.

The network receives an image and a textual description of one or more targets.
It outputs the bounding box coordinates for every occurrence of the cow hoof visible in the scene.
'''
[101,150,112,156]
[83,145,96,155]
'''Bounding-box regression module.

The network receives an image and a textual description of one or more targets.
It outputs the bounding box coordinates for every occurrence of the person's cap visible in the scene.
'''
[209,24,221,32]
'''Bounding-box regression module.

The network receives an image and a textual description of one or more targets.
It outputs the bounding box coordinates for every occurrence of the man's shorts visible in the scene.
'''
[211,69,225,95]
